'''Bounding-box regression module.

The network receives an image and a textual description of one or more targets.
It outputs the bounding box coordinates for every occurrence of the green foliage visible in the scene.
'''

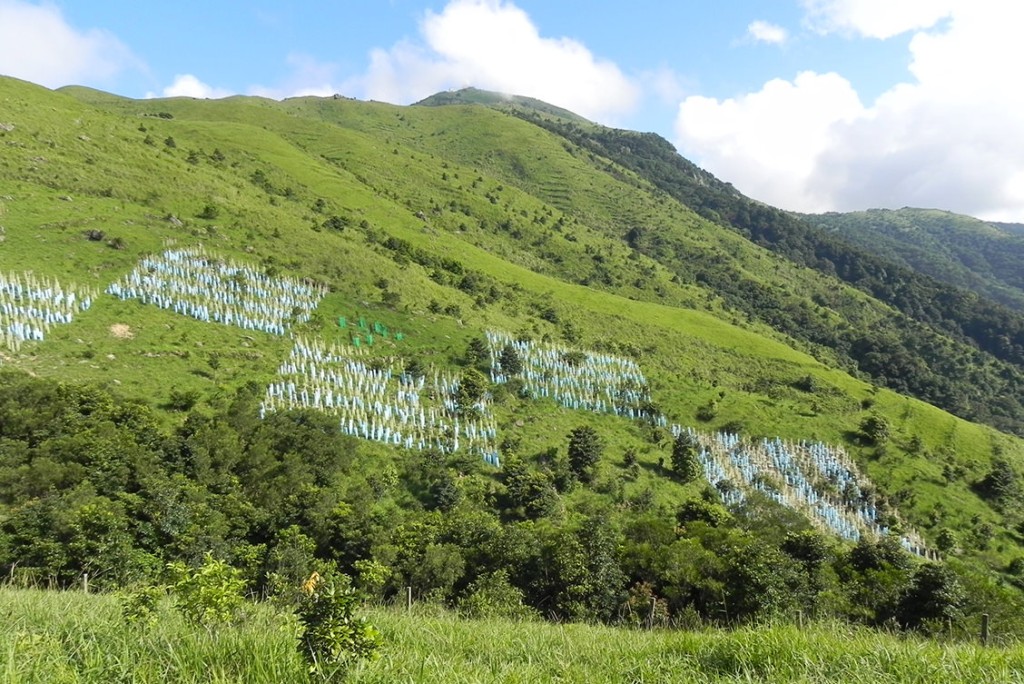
[119,586,164,627]
[859,414,891,445]
[458,568,536,620]
[455,367,488,415]
[567,425,602,482]
[297,572,382,676]
[671,431,701,482]
[976,457,1020,503]
[197,203,220,220]
[353,559,390,599]
[677,498,731,527]
[501,457,559,518]
[465,336,489,364]
[167,387,200,411]
[322,215,348,231]
[167,553,247,626]
[896,563,966,632]
[498,342,523,376]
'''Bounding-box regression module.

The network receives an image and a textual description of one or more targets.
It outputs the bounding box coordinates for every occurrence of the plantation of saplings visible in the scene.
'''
[3,75,1024,678]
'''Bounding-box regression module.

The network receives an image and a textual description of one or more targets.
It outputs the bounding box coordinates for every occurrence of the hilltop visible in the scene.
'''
[1,76,1024,638]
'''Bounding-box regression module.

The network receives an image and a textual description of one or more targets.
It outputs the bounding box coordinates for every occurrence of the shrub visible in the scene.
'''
[499,343,523,375]
[167,553,247,626]
[167,388,200,411]
[119,586,164,627]
[859,414,891,445]
[458,569,536,620]
[198,203,220,219]
[297,572,382,676]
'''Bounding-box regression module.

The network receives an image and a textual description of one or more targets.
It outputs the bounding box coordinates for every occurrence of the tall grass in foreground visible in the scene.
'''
[354,606,1024,683]
[0,588,307,683]
[4,587,1024,683]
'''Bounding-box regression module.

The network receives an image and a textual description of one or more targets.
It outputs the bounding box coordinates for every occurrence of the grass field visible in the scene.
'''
[2,587,1023,683]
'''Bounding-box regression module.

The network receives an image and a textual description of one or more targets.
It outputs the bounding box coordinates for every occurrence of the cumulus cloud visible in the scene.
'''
[148,55,342,101]
[0,0,140,88]
[677,71,864,212]
[149,74,233,99]
[676,0,1024,220]
[747,20,789,45]
[801,0,957,39]
[354,0,640,123]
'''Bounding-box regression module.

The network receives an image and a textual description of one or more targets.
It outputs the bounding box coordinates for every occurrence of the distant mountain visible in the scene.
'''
[801,208,1024,313]
[991,221,1024,238]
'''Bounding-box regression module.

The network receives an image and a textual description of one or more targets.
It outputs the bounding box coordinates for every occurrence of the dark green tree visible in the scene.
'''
[671,431,701,482]
[567,426,602,483]
[976,457,1019,503]
[455,368,488,416]
[896,563,965,631]
[499,343,523,376]
[859,414,891,445]
[465,336,489,365]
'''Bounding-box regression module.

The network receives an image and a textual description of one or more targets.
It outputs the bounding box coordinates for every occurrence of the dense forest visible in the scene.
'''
[2,369,1021,634]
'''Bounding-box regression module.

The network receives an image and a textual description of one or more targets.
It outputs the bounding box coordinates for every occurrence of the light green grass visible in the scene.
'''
[3,587,1023,684]
[0,588,306,683]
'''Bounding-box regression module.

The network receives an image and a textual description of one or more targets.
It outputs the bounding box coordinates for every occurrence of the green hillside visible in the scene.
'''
[465,101,1024,435]
[801,208,1024,313]
[2,75,1024,648]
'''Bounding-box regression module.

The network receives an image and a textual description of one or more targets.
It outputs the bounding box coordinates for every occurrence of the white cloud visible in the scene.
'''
[641,66,690,107]
[248,54,341,99]
[148,55,342,101]
[801,0,957,39]
[747,20,789,45]
[677,71,864,212]
[676,0,1024,220]
[354,0,640,123]
[0,0,140,88]
[150,74,233,99]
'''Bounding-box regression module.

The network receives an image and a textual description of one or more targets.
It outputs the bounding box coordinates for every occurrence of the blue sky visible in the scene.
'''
[2,0,1023,221]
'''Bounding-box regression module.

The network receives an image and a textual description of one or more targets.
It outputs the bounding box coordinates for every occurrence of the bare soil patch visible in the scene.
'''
[109,323,134,339]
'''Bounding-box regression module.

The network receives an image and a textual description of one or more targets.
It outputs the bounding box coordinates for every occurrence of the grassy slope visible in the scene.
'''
[0,75,1021,562]
[3,587,1023,684]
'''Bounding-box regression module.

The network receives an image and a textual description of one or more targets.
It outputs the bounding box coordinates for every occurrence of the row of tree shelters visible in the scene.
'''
[106,246,327,336]
[261,337,500,465]
[0,270,95,353]
[484,329,660,421]
[674,425,933,558]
